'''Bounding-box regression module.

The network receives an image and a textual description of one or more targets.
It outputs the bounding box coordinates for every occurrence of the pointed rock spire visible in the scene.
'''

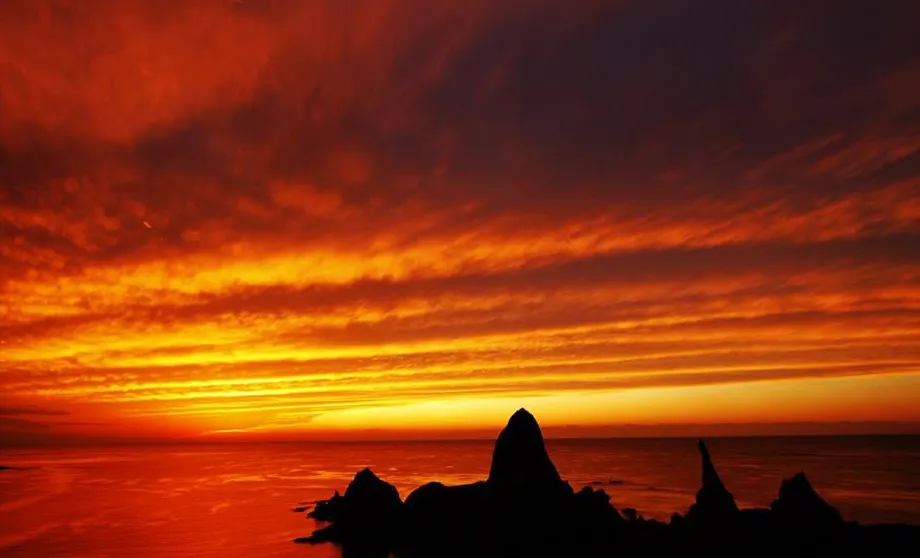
[687,439,738,524]
[698,439,727,491]
[488,408,562,487]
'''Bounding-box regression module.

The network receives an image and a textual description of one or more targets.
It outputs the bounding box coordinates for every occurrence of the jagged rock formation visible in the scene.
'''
[297,468,401,547]
[771,472,843,527]
[306,490,342,521]
[343,468,401,517]
[294,409,920,557]
[685,439,738,528]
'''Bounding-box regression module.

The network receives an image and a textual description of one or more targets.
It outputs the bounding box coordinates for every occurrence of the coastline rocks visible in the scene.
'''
[307,490,344,521]
[771,472,842,527]
[486,408,574,539]
[343,468,402,520]
[685,439,739,527]
[404,481,490,521]
[398,407,572,548]
[294,408,920,556]
[488,408,562,489]
[403,481,494,550]
[302,469,402,545]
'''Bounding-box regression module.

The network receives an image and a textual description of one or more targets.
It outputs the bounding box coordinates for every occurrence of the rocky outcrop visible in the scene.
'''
[401,481,494,551]
[771,472,842,527]
[685,439,738,527]
[395,408,579,555]
[486,408,576,553]
[343,468,402,518]
[299,468,402,546]
[307,490,343,521]
[294,409,920,557]
[488,408,562,488]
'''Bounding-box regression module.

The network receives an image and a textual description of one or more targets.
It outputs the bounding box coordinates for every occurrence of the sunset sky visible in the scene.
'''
[2,0,920,444]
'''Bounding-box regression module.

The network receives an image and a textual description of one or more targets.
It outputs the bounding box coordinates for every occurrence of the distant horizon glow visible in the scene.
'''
[2,1,920,445]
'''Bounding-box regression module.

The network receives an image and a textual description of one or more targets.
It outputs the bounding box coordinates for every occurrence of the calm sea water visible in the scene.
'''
[1,437,919,557]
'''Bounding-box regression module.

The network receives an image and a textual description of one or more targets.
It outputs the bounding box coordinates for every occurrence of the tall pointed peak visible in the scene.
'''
[687,439,738,522]
[698,439,710,460]
[698,439,726,490]
[355,467,377,480]
[488,409,561,487]
[508,408,540,428]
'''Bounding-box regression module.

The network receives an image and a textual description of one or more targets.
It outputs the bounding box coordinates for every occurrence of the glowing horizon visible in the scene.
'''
[2,1,920,445]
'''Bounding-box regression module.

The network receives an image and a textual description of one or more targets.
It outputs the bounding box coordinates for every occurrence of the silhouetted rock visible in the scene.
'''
[771,472,842,527]
[343,468,402,519]
[404,481,489,522]
[402,481,494,550]
[307,490,344,521]
[574,485,611,510]
[483,408,578,554]
[568,486,627,550]
[685,439,738,527]
[293,409,920,557]
[488,408,562,489]
[300,469,402,546]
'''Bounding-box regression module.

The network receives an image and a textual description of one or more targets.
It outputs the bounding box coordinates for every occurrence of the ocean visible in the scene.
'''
[1,436,919,557]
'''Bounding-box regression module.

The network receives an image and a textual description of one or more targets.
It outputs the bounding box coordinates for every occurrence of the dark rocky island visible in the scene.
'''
[294,409,920,557]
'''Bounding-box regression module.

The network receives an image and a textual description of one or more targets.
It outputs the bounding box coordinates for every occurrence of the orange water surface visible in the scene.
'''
[2,437,919,557]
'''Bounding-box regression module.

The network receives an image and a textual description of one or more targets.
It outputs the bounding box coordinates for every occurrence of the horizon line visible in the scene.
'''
[4,420,920,449]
